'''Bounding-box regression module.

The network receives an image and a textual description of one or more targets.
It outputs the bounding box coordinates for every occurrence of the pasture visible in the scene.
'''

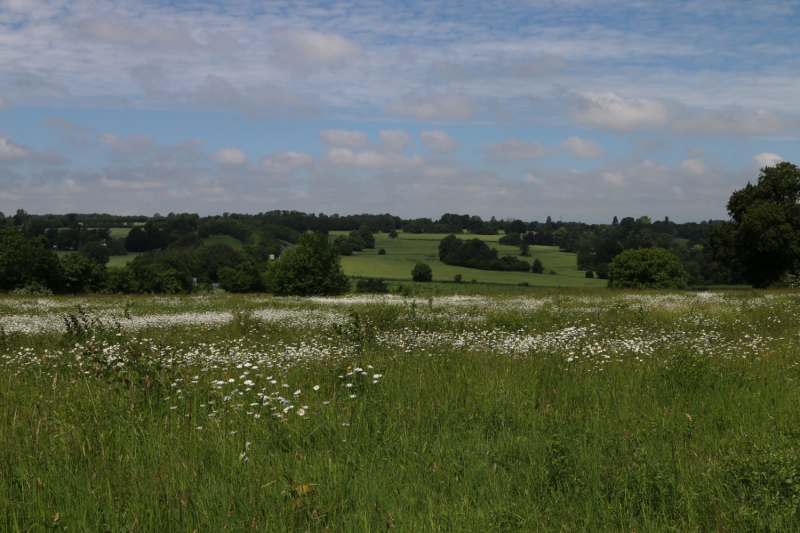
[2,290,800,531]
[332,231,606,287]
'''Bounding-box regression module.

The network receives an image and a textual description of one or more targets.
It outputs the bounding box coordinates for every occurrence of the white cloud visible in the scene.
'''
[270,29,362,71]
[679,158,712,177]
[384,93,475,122]
[752,152,783,168]
[573,92,796,137]
[378,130,412,152]
[318,129,370,149]
[78,17,237,54]
[481,137,551,160]
[0,130,28,162]
[559,136,605,158]
[420,130,459,153]
[572,91,668,132]
[99,133,156,154]
[211,147,247,165]
[261,151,314,174]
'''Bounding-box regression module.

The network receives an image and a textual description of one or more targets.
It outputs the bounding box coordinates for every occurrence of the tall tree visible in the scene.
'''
[710,162,800,287]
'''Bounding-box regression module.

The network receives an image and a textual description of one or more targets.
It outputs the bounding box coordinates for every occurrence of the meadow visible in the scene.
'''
[332,232,607,287]
[2,289,800,532]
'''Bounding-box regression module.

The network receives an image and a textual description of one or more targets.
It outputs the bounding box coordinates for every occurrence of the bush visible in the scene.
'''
[355,278,388,293]
[596,263,610,280]
[532,258,544,274]
[378,248,386,255]
[265,232,349,296]
[454,274,462,283]
[80,241,110,266]
[585,270,594,278]
[411,263,433,282]
[607,248,689,289]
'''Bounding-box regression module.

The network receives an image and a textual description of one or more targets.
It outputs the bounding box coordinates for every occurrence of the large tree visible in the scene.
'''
[265,232,349,296]
[709,162,800,287]
[0,227,63,292]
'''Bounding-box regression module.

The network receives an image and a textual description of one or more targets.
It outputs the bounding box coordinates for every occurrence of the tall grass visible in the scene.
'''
[2,291,800,531]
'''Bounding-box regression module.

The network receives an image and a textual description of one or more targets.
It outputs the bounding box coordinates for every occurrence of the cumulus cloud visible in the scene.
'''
[270,29,362,72]
[481,137,552,161]
[559,136,605,158]
[384,93,475,122]
[193,74,311,115]
[320,148,423,171]
[572,91,668,132]
[752,152,782,168]
[261,151,314,174]
[378,130,412,152]
[0,130,29,162]
[78,17,238,54]
[573,91,796,137]
[318,129,370,149]
[99,133,156,154]
[211,147,247,165]
[420,130,459,153]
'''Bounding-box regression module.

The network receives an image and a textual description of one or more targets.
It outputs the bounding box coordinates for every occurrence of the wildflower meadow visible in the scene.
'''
[2,289,800,531]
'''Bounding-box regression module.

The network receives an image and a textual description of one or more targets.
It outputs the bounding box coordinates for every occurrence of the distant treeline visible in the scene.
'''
[1,208,725,293]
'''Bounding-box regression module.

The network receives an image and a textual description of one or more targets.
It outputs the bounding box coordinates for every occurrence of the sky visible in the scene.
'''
[0,0,798,223]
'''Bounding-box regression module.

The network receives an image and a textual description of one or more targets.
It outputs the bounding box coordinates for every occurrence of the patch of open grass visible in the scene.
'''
[332,231,605,287]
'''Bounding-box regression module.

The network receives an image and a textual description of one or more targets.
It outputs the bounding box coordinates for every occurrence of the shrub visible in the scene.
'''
[549,270,557,275]
[454,274,462,283]
[355,278,388,293]
[532,258,544,274]
[607,248,689,289]
[265,232,349,296]
[378,248,386,255]
[411,263,433,282]
[596,263,610,280]
[585,270,594,278]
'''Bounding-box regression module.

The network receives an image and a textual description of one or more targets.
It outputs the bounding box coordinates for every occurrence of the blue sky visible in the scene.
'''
[0,0,798,222]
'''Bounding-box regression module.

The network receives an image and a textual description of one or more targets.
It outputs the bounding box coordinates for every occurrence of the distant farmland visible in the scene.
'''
[331,231,606,287]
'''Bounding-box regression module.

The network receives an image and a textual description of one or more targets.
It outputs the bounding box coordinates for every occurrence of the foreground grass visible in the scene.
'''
[2,291,800,531]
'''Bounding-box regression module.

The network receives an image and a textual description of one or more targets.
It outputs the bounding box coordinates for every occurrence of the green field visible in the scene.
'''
[332,231,606,287]
[201,234,244,249]
[2,290,800,531]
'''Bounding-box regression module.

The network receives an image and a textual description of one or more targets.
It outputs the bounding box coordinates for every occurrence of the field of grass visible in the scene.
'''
[2,290,800,531]
[332,231,606,287]
[202,234,244,249]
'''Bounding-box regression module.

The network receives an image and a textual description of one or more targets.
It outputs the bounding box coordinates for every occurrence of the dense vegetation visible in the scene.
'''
[4,161,800,293]
[2,290,800,531]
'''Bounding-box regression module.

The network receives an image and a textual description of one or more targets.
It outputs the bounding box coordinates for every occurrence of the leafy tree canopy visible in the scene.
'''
[266,232,349,296]
[607,248,689,289]
[710,162,800,287]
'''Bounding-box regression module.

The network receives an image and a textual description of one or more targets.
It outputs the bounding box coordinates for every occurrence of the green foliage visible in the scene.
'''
[354,277,389,293]
[411,262,433,282]
[585,270,594,278]
[265,232,349,296]
[607,248,689,289]
[454,273,462,283]
[377,248,386,255]
[388,228,398,238]
[218,261,266,293]
[79,240,110,265]
[498,232,521,246]
[439,234,530,272]
[710,162,800,287]
[520,241,530,256]
[60,253,107,293]
[0,227,63,292]
[532,258,544,274]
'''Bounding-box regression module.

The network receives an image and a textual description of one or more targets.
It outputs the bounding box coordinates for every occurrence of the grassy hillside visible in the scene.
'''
[331,231,606,287]
[201,234,244,249]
